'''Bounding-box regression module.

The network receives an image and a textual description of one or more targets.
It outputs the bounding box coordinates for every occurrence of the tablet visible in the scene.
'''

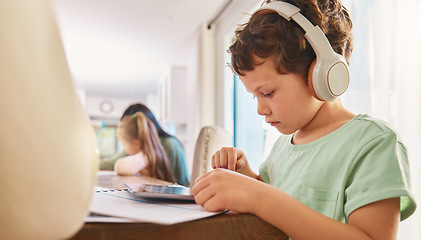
[125,183,195,201]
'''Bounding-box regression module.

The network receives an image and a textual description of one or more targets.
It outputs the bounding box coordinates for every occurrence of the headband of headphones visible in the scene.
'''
[253,1,349,101]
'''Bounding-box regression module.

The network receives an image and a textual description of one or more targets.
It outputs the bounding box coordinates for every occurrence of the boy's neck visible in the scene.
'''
[292,100,355,145]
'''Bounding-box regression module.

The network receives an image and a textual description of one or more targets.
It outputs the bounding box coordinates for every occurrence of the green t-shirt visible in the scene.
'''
[260,114,416,222]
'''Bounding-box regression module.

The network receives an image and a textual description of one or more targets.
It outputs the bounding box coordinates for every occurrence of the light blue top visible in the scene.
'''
[260,114,416,222]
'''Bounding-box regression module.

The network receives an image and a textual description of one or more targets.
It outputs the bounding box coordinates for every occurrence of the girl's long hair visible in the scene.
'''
[117,112,175,182]
[121,103,172,138]
[121,103,185,147]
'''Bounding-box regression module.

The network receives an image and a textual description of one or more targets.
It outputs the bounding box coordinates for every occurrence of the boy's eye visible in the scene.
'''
[263,91,274,97]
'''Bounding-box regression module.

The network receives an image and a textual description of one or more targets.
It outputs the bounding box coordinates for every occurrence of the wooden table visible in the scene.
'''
[70,172,288,240]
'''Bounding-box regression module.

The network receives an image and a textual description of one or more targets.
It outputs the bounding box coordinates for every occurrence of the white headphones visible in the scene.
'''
[253,1,349,102]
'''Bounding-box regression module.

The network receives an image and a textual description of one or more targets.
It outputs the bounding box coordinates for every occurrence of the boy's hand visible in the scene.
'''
[192,168,265,213]
[211,147,255,178]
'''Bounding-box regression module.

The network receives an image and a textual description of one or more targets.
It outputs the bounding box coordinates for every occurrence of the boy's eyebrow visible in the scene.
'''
[248,85,265,94]
[254,86,263,92]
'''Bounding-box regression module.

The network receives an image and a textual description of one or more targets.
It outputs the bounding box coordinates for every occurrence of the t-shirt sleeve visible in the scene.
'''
[99,150,128,170]
[344,132,416,221]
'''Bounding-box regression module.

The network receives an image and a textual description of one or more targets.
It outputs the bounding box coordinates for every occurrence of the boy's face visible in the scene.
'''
[239,57,323,135]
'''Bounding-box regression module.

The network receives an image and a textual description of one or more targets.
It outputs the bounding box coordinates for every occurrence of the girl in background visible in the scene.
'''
[115,112,176,183]
[101,103,190,186]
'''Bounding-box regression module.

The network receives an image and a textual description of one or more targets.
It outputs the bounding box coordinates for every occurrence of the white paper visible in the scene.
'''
[89,189,223,224]
[96,170,117,177]
[85,214,137,223]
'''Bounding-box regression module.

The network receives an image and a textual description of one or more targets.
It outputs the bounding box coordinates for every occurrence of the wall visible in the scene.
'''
[213,0,260,130]
[84,95,147,119]
[167,31,200,175]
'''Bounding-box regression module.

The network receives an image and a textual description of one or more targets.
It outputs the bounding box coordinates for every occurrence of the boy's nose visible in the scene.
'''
[257,100,270,116]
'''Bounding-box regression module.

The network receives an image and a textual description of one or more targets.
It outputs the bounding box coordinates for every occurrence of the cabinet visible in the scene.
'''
[158,66,189,145]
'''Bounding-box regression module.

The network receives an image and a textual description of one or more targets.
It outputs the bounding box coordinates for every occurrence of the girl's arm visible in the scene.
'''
[114,153,147,176]
[192,169,400,240]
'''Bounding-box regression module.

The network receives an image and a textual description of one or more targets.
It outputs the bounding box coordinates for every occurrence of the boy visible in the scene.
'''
[192,0,416,239]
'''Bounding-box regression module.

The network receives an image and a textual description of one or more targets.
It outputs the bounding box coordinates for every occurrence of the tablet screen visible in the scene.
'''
[125,183,195,201]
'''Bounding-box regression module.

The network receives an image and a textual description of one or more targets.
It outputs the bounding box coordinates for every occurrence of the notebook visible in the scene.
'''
[88,187,224,224]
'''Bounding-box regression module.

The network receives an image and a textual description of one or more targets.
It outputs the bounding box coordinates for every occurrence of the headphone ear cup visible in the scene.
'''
[307,60,323,101]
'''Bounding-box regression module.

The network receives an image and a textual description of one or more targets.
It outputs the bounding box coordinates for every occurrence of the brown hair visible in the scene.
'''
[229,0,353,80]
[117,112,176,182]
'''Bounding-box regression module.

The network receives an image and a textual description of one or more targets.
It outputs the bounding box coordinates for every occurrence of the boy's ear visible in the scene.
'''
[307,60,323,101]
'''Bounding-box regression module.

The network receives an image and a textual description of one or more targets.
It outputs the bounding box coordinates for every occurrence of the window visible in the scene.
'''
[96,126,120,157]
[233,74,267,172]
[91,117,122,158]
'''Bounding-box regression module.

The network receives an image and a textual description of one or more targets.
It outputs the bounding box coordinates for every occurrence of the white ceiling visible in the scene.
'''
[52,0,229,99]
